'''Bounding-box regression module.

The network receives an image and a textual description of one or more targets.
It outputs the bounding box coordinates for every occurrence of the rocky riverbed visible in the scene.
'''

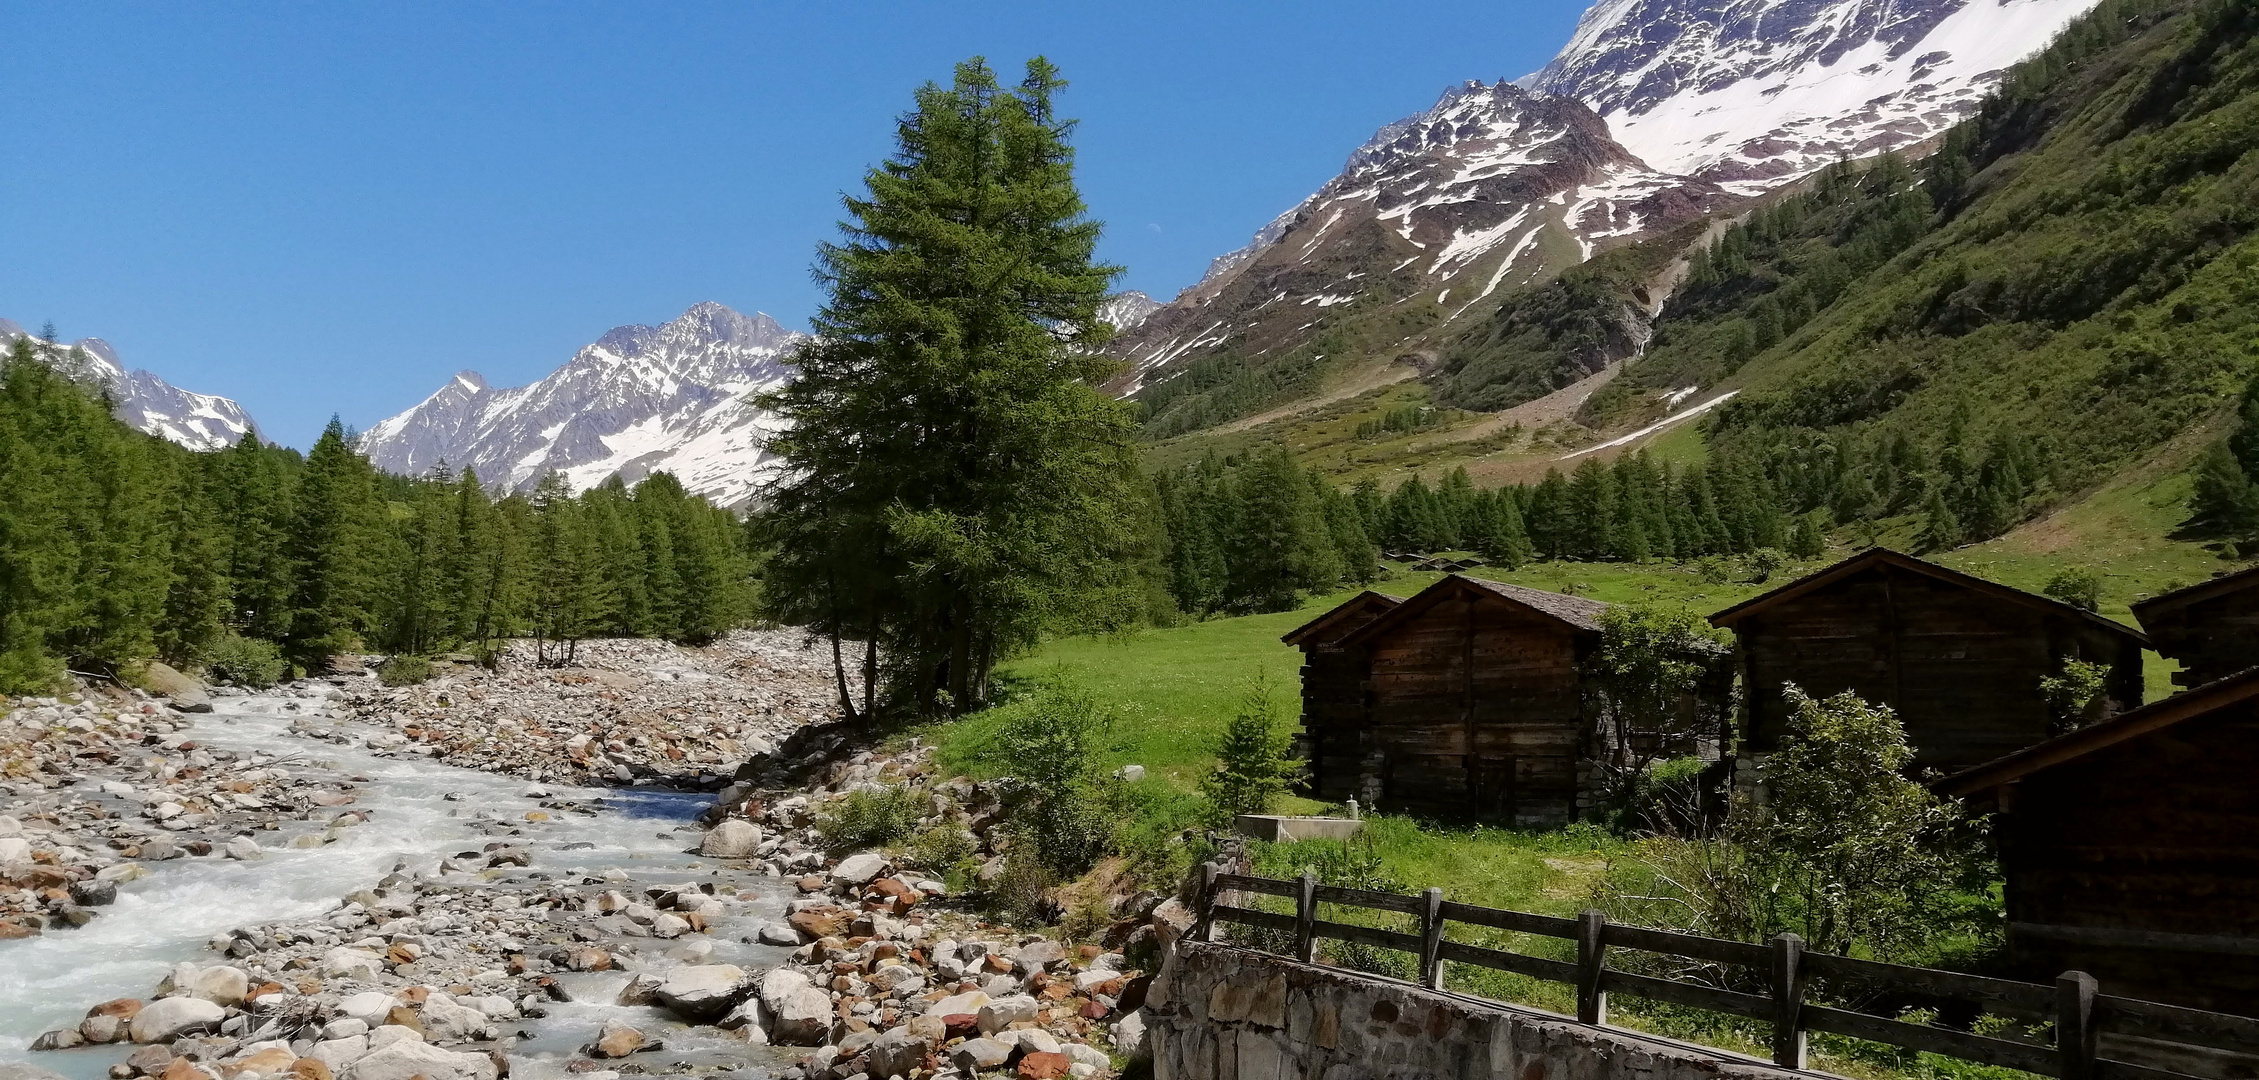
[3,637,1167,1080]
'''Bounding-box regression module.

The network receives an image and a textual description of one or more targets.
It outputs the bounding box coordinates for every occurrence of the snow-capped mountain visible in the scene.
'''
[1098,292,1164,332]
[0,318,260,450]
[1527,0,2103,192]
[1111,0,2096,402]
[1111,81,1724,392]
[360,302,802,509]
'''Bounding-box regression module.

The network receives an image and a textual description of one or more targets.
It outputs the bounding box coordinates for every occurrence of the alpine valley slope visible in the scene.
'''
[359,302,802,509]
[0,318,259,450]
[1117,0,2104,438]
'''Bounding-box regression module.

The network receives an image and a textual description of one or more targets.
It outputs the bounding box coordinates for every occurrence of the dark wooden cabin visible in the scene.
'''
[1282,590,1402,802]
[2132,564,2259,691]
[1937,668,2259,1018]
[1329,575,1612,825]
[1709,548,2146,776]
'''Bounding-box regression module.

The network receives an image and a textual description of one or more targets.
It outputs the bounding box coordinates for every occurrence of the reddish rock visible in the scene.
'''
[788,907,849,940]
[796,876,827,893]
[89,998,145,1019]
[1017,1051,1072,1079]
[290,1059,333,1080]
[1079,1000,1110,1020]
[942,1014,981,1040]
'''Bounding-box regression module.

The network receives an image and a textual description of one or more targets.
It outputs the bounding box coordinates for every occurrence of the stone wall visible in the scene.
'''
[1143,942,1808,1080]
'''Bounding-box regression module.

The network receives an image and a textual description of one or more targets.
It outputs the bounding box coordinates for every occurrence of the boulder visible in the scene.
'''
[587,1022,649,1058]
[192,966,250,1006]
[832,851,886,885]
[1111,1010,1149,1060]
[785,906,848,941]
[867,1025,926,1079]
[653,964,747,1021]
[129,997,225,1043]
[416,996,495,1042]
[1017,1052,1072,1080]
[335,993,398,1027]
[344,1039,497,1080]
[1013,939,1066,975]
[755,970,831,1046]
[978,994,1039,1034]
[142,662,212,712]
[306,1036,368,1073]
[924,990,989,1017]
[756,921,799,946]
[952,1038,1012,1071]
[323,949,384,981]
[699,820,762,858]
[223,837,263,861]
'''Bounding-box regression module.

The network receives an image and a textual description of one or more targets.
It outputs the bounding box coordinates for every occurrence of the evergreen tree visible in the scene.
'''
[281,418,384,673]
[758,57,1140,715]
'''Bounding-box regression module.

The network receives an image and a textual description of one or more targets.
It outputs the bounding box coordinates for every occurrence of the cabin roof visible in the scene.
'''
[1280,591,1404,647]
[2129,562,2259,621]
[1337,574,1610,648]
[1707,547,2147,645]
[1933,666,2259,797]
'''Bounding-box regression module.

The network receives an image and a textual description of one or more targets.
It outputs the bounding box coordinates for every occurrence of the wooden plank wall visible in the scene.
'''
[1300,647,1371,801]
[1999,700,2259,1014]
[2145,586,2259,689]
[1739,569,2140,774]
[1365,593,1587,824]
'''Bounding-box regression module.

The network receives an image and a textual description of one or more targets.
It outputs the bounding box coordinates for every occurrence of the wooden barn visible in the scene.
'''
[1325,575,1614,825]
[2132,564,2259,691]
[1709,548,2146,776]
[1282,590,1402,802]
[1937,668,2259,1018]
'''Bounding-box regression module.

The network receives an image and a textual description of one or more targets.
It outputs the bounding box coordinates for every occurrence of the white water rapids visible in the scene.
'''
[0,690,797,1079]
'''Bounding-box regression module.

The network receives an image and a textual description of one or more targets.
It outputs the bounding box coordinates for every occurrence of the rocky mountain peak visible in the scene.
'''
[0,317,260,451]
[360,302,803,508]
[1528,0,2103,189]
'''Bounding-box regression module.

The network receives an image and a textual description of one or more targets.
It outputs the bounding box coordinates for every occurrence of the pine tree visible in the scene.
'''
[281,418,384,673]
[1921,489,1964,552]
[1567,458,1618,560]
[757,57,1139,715]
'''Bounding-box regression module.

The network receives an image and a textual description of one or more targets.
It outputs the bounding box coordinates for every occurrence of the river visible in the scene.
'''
[0,687,798,1080]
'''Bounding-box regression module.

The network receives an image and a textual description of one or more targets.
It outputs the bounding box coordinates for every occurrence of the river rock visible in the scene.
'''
[307,1036,368,1073]
[978,994,1038,1034]
[129,997,225,1043]
[699,820,761,858]
[142,662,213,713]
[0,837,30,866]
[866,1025,925,1078]
[832,851,885,885]
[757,921,799,946]
[952,1038,1012,1071]
[654,964,746,1020]
[224,837,263,861]
[649,913,689,938]
[344,1038,496,1080]
[587,1022,649,1058]
[417,996,495,1042]
[191,966,250,1006]
[323,949,385,981]
[756,969,831,1046]
[335,993,397,1027]
[1017,1051,1073,1080]
[80,1013,124,1043]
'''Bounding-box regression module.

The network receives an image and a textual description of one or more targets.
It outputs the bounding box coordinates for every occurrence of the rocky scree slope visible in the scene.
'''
[360,303,801,509]
[0,319,259,451]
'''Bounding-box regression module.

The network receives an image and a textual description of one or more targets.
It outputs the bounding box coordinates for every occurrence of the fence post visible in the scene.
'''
[1421,887,1445,990]
[2058,971,2098,1080]
[1194,862,1218,942]
[1576,909,1609,1025]
[1770,933,1806,1069]
[1295,870,1317,963]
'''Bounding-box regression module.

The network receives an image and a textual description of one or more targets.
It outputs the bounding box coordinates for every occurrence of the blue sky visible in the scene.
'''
[3,1,1590,448]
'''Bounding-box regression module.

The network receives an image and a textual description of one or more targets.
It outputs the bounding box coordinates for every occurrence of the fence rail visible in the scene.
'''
[1193,865,2259,1079]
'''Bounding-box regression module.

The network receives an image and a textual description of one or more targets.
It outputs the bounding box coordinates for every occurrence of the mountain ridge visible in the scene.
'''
[0,318,260,451]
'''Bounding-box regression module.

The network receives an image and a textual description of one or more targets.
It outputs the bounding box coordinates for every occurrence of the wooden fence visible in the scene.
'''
[1194,866,2259,1080]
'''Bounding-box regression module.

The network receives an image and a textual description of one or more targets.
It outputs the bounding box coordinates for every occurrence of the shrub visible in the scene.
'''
[377,654,433,687]
[204,634,285,689]
[1200,676,1302,823]
[815,784,926,854]
[906,823,978,874]
[2042,566,2103,612]
[2040,659,2113,732]
[992,683,1116,876]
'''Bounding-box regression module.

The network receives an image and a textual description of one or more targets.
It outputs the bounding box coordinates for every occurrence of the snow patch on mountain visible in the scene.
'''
[1098,292,1165,332]
[359,302,802,509]
[1530,0,2102,192]
[0,318,260,450]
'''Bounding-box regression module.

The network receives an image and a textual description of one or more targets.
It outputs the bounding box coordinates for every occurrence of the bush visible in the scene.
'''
[2042,567,2103,612]
[815,784,926,854]
[203,634,285,689]
[377,654,433,687]
[1200,676,1302,823]
[2040,659,2113,732]
[906,823,978,875]
[992,683,1117,876]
